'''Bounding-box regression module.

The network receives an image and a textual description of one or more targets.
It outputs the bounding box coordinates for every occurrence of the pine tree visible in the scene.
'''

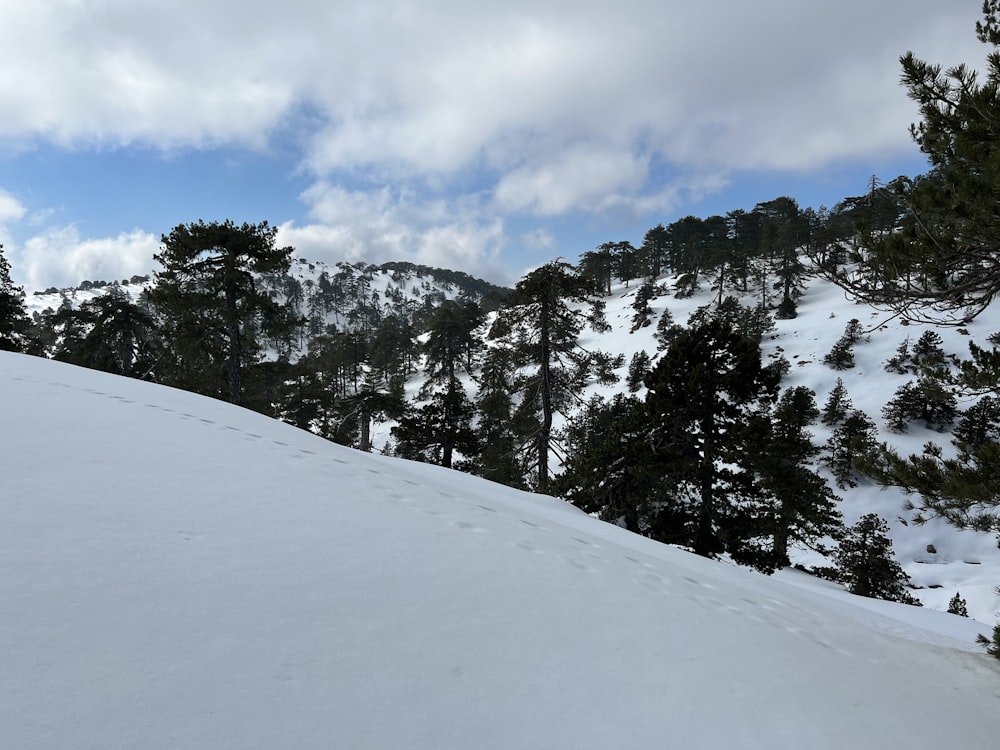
[654,307,681,351]
[823,338,855,370]
[837,514,921,605]
[833,2,1000,322]
[630,281,656,331]
[753,386,842,570]
[554,394,658,533]
[473,344,532,489]
[0,244,33,353]
[885,336,913,374]
[644,319,781,559]
[947,591,969,617]
[881,377,958,432]
[626,350,651,393]
[977,622,1000,659]
[487,261,612,492]
[824,409,878,488]
[912,329,946,368]
[821,378,853,425]
[67,288,161,379]
[150,220,296,406]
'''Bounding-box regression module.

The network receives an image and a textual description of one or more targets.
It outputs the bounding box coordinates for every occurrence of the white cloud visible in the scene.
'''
[0,0,988,289]
[0,1,981,172]
[277,182,511,283]
[0,190,27,224]
[15,227,158,291]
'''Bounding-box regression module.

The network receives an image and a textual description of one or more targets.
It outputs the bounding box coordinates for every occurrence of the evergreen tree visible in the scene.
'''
[884,336,913,374]
[881,376,958,432]
[753,386,842,570]
[644,319,781,559]
[473,344,532,489]
[393,387,478,468]
[823,319,864,370]
[824,409,878,488]
[630,281,656,331]
[150,220,295,406]
[554,394,658,533]
[69,288,161,379]
[833,2,1000,322]
[755,196,810,319]
[977,622,1000,659]
[654,307,681,351]
[821,378,853,425]
[626,350,652,393]
[947,591,969,617]
[837,513,921,605]
[912,329,946,368]
[0,244,33,353]
[487,260,612,492]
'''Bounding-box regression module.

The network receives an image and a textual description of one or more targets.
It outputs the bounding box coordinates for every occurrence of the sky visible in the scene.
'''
[3,348,1000,748]
[0,0,988,291]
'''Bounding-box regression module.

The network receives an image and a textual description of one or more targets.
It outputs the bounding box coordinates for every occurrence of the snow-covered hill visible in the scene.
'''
[2,351,999,749]
[569,273,1000,623]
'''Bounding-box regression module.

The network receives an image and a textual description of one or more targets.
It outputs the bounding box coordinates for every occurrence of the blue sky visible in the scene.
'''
[0,0,984,291]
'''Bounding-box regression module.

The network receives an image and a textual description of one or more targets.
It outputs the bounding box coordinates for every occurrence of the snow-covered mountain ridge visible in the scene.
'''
[2,350,999,749]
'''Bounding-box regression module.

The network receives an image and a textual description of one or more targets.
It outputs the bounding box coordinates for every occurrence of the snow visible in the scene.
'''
[2,351,999,749]
[566,274,1000,624]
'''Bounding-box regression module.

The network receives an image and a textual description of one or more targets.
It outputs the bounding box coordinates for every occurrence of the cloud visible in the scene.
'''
[13,227,158,291]
[0,190,27,224]
[0,0,988,288]
[277,182,511,283]
[1,1,980,171]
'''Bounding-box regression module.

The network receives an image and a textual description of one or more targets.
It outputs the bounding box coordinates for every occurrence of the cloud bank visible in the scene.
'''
[0,0,985,287]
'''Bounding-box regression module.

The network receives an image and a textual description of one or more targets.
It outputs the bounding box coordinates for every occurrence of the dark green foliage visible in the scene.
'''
[755,386,842,569]
[829,3,1000,322]
[881,376,958,432]
[626,350,651,393]
[62,288,161,379]
[978,622,1000,659]
[654,307,681,351]
[630,281,656,331]
[843,318,865,344]
[554,394,658,533]
[824,410,879,488]
[948,591,969,617]
[0,244,32,353]
[393,386,479,468]
[870,440,1000,538]
[912,329,946,368]
[823,320,864,370]
[837,514,921,605]
[150,220,296,406]
[473,345,532,490]
[395,299,483,468]
[823,337,855,370]
[954,395,1000,447]
[755,196,811,317]
[644,319,781,560]
[487,260,613,492]
[821,378,853,426]
[885,336,913,374]
[688,297,775,343]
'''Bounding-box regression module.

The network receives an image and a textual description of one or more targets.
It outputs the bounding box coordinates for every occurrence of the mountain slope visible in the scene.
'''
[2,352,999,749]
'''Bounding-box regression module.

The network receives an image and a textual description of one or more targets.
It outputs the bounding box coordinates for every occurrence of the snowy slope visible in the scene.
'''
[569,274,1000,623]
[2,352,999,749]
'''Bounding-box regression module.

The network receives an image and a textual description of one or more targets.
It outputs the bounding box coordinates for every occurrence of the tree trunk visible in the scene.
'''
[538,303,553,493]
